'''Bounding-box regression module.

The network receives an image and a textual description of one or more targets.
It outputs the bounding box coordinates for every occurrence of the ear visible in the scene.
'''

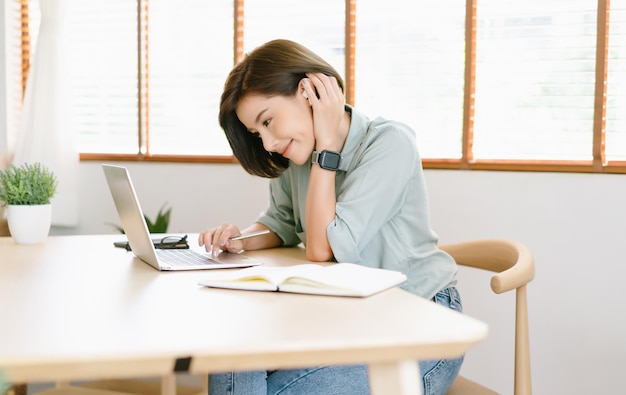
[299,80,312,105]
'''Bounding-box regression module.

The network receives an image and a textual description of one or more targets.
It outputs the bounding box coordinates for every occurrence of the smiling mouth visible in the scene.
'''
[279,140,293,156]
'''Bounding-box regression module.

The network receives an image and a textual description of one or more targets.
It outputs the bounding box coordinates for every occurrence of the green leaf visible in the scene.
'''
[109,203,171,234]
[0,163,58,206]
[148,204,171,233]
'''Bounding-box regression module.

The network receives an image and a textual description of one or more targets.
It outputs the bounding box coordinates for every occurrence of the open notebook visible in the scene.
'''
[103,164,262,271]
[199,263,407,297]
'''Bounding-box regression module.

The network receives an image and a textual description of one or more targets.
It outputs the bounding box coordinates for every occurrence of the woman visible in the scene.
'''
[199,39,463,395]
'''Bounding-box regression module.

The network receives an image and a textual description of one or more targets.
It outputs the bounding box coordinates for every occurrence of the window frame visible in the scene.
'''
[19,0,626,174]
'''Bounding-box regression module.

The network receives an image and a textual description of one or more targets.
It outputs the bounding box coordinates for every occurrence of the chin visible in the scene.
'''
[291,158,307,166]
[290,154,309,166]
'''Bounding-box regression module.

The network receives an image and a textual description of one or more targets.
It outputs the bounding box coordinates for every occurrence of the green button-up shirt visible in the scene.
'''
[257,105,457,299]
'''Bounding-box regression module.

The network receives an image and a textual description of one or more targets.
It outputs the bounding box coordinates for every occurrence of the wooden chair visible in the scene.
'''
[440,239,535,395]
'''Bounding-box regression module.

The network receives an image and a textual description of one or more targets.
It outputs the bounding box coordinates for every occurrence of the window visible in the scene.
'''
[146,0,234,156]
[474,0,598,161]
[606,2,626,161]
[355,0,466,159]
[68,1,141,155]
[9,0,626,173]
[244,0,345,75]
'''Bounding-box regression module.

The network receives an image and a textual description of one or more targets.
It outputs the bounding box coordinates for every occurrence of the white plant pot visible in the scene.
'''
[7,204,52,244]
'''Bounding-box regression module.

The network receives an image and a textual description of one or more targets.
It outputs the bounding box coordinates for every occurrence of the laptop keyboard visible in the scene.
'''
[155,249,213,266]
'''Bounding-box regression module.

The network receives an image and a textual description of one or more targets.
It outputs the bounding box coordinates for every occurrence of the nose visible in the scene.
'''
[259,131,279,153]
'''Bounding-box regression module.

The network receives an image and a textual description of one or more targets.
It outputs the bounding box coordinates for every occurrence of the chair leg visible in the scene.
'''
[515,285,532,395]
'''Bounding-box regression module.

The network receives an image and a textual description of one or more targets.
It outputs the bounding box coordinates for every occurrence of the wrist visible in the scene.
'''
[314,137,340,152]
[312,149,341,171]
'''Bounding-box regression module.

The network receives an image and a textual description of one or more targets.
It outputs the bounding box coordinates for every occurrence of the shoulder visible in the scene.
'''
[349,106,417,147]
[370,116,417,143]
[360,113,420,161]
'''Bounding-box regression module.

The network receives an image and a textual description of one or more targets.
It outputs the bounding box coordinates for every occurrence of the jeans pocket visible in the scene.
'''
[434,287,463,313]
[421,356,464,395]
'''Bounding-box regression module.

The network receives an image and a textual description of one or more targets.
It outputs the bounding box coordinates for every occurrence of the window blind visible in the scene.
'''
[606,0,626,161]
[65,1,139,154]
[473,0,598,160]
[35,0,234,156]
[355,0,466,159]
[147,0,233,155]
[243,0,345,79]
[10,0,626,171]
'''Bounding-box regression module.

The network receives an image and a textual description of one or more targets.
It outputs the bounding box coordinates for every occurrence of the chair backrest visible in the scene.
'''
[439,239,535,395]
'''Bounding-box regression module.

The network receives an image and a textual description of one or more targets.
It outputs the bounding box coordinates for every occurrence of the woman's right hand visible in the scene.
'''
[303,72,345,152]
[198,223,281,257]
[198,223,244,257]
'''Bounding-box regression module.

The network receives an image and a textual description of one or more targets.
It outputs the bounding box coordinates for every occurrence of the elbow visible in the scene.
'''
[305,245,334,262]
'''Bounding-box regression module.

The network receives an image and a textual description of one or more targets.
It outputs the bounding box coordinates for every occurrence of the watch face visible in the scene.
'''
[320,151,341,170]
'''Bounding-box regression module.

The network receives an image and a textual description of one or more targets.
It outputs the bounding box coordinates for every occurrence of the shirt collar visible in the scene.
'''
[337,104,368,172]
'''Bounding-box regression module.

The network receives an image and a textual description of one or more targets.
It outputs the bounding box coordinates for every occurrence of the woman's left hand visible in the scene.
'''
[303,72,345,151]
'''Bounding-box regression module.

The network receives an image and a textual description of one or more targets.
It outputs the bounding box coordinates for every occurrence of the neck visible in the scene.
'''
[336,108,352,152]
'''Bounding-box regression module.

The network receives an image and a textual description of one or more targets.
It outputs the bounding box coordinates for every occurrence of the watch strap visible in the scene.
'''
[311,150,341,171]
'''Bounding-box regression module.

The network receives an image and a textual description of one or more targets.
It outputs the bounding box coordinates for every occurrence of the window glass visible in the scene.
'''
[66,1,139,154]
[244,0,345,82]
[61,0,234,155]
[606,0,626,161]
[14,0,626,169]
[473,0,597,160]
[355,0,466,159]
[148,0,233,155]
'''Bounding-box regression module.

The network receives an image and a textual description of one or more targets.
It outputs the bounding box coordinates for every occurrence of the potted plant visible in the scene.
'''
[108,203,172,234]
[0,162,58,244]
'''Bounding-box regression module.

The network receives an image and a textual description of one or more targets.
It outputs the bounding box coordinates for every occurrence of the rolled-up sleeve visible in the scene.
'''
[256,107,455,298]
[328,121,419,264]
[256,176,303,247]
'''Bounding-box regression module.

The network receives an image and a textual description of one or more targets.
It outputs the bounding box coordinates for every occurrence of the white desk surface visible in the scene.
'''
[0,235,487,394]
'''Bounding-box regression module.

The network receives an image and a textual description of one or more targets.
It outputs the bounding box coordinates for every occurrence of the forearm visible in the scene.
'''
[304,165,336,261]
[240,223,283,251]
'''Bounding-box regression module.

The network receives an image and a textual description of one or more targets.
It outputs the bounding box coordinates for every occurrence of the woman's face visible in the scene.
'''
[236,91,314,165]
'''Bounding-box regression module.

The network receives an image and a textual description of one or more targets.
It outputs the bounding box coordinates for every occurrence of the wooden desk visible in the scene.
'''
[0,235,488,395]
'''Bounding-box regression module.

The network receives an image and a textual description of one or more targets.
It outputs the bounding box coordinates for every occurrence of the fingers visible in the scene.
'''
[302,73,345,150]
[304,73,343,105]
[198,224,243,257]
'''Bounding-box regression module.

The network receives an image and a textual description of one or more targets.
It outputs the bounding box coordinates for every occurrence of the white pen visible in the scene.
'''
[228,229,270,241]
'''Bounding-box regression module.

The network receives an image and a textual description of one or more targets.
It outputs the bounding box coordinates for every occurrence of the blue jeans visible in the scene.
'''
[209,287,464,395]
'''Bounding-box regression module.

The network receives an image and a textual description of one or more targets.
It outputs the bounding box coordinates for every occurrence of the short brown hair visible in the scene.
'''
[219,39,344,178]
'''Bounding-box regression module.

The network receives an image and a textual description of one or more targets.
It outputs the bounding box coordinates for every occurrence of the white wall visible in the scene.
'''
[50,161,271,236]
[52,163,626,394]
[425,170,626,394]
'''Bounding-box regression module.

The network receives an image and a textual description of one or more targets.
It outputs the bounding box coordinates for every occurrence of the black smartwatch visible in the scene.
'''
[312,150,342,171]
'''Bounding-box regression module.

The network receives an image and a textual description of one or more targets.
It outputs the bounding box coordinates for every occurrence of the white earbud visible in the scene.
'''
[302,91,311,105]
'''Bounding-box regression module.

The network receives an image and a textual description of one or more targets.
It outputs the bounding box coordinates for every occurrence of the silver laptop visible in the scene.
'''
[103,164,262,271]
